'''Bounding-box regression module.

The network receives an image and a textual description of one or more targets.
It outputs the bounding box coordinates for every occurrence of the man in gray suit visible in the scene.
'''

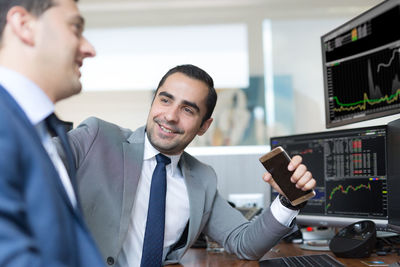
[55,64,316,266]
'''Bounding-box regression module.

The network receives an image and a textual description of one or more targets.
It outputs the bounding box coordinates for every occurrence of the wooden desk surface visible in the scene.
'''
[170,243,400,266]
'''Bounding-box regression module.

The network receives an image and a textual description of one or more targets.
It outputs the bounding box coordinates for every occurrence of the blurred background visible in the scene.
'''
[56,0,395,145]
[55,0,398,206]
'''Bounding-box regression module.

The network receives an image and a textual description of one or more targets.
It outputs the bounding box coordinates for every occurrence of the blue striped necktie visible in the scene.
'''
[140,153,171,267]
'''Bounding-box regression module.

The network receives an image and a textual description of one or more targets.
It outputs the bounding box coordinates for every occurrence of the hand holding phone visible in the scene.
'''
[259,146,315,206]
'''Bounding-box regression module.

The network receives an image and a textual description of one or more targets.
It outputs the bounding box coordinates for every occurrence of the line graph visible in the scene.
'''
[332,88,400,112]
[377,48,400,72]
[327,45,400,123]
[329,182,371,200]
[325,179,384,215]
[326,182,371,209]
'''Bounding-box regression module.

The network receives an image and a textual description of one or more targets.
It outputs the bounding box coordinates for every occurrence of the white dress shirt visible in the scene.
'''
[0,66,77,207]
[117,134,190,267]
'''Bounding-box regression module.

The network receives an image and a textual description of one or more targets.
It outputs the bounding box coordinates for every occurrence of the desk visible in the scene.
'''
[169,243,400,266]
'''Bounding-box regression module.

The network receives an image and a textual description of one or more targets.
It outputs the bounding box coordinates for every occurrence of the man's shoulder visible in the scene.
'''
[0,103,20,144]
[181,152,218,192]
[182,151,205,166]
[0,87,25,125]
[0,92,30,136]
[0,93,40,163]
[79,116,121,130]
[0,99,14,126]
[76,117,137,139]
[181,152,217,176]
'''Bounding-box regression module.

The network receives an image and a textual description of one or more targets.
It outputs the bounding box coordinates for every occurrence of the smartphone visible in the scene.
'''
[259,146,315,206]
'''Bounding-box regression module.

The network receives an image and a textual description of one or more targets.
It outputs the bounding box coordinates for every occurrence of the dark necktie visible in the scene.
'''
[140,153,171,267]
[45,113,78,194]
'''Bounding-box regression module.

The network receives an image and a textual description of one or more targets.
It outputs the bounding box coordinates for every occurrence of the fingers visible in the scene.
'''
[287,155,316,191]
[262,171,272,183]
[303,177,316,191]
[290,164,307,183]
[288,155,302,171]
[295,171,316,191]
[291,164,316,191]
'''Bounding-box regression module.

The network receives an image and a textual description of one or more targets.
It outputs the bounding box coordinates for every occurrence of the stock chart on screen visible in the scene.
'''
[322,1,400,127]
[271,125,388,227]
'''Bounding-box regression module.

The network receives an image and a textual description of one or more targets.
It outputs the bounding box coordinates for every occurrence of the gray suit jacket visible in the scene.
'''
[55,117,295,265]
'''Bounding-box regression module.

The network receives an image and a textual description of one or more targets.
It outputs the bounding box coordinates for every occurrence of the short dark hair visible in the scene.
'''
[0,0,78,42]
[154,64,218,125]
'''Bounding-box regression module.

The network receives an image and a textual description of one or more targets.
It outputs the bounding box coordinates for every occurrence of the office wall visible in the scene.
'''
[270,19,346,134]
[56,90,152,129]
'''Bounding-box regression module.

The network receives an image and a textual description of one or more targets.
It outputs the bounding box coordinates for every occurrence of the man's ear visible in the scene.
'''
[197,118,213,136]
[6,6,36,46]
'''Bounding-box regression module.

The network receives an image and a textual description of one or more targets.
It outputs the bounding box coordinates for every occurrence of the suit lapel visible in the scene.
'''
[0,86,34,129]
[118,126,146,245]
[180,154,206,249]
[0,85,77,216]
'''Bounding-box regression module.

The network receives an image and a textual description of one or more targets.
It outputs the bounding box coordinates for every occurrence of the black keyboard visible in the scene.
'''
[259,254,345,267]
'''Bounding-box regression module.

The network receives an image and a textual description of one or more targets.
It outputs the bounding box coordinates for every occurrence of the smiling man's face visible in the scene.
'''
[146,72,213,155]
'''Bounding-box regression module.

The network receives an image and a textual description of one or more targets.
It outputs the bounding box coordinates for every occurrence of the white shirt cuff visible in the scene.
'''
[270,197,299,227]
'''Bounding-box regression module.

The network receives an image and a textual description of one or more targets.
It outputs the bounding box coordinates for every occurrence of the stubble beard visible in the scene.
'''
[146,119,188,155]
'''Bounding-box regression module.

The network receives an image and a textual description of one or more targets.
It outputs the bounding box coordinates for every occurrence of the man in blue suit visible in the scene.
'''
[0,0,104,266]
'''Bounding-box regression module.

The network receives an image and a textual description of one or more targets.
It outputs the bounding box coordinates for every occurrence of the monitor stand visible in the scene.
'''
[300,240,331,251]
[299,227,336,252]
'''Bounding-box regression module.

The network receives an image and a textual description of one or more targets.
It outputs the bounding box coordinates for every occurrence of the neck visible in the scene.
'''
[0,61,56,104]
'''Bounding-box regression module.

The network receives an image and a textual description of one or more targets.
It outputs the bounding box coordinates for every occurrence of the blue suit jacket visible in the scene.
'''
[0,86,104,267]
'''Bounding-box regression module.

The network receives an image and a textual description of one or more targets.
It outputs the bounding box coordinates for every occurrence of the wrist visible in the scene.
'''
[279,194,307,210]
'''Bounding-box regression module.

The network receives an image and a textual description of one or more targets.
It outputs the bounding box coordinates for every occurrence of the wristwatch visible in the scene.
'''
[278,194,307,210]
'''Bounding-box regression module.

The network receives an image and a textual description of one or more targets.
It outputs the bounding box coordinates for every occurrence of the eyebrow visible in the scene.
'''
[70,15,85,30]
[158,91,200,113]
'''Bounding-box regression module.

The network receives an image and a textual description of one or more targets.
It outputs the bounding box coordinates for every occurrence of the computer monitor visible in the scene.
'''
[322,0,400,128]
[270,125,389,230]
[387,118,400,233]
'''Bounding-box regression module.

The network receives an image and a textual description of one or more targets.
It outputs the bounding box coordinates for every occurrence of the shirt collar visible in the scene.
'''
[144,132,182,177]
[0,66,53,125]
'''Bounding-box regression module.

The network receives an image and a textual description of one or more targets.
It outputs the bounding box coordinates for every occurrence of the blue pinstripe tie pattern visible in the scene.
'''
[140,153,171,267]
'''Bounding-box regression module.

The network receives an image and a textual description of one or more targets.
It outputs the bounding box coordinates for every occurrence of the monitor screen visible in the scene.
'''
[270,125,388,229]
[322,0,400,128]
